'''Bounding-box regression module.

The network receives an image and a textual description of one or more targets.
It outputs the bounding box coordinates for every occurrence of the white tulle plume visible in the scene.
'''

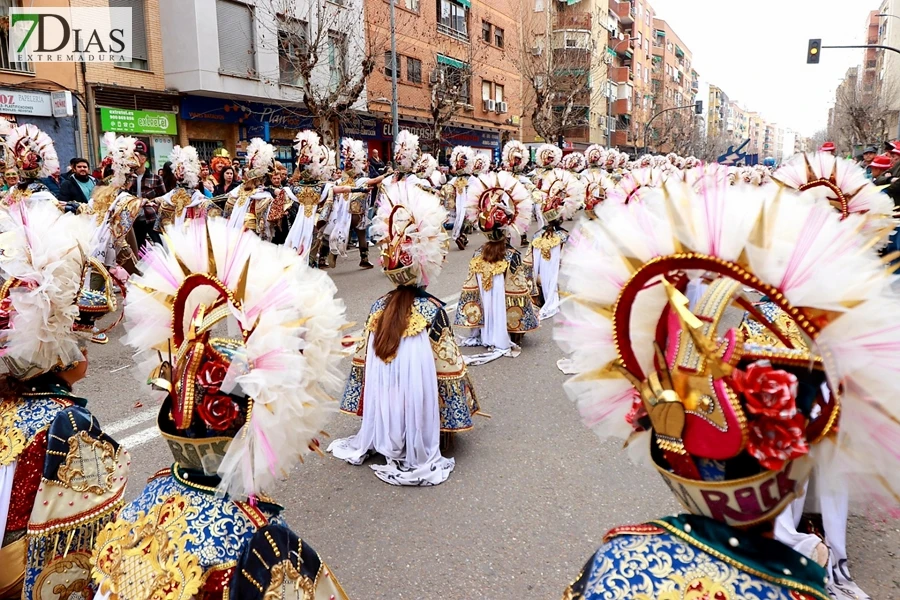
[246,137,275,180]
[394,130,420,171]
[466,171,534,238]
[449,146,476,175]
[3,123,59,178]
[0,203,96,374]
[123,217,348,499]
[169,145,201,189]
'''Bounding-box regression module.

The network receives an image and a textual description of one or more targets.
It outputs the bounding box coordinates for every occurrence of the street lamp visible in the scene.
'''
[611,36,639,54]
[876,13,900,21]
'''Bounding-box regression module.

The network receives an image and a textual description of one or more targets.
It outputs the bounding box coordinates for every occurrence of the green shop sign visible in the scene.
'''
[100,108,177,135]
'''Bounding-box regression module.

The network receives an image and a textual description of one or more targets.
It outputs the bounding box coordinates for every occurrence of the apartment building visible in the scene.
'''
[707,84,728,138]
[877,0,900,137]
[863,10,879,103]
[649,17,695,153]
[366,0,520,162]
[0,0,81,162]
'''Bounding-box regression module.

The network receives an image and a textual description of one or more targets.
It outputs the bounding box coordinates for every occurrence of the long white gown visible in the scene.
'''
[533,244,561,320]
[328,330,454,486]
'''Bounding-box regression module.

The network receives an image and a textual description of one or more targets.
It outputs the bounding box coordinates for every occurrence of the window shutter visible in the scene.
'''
[216,0,256,75]
[109,0,147,60]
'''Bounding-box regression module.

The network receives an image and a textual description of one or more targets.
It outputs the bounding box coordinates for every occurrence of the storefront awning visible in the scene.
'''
[437,54,466,69]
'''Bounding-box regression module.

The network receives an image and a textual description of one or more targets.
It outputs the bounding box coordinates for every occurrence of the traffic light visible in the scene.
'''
[695,100,703,115]
[807,39,821,64]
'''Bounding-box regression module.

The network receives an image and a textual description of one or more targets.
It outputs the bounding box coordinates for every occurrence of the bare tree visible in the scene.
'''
[515,1,599,143]
[831,78,897,152]
[252,0,383,149]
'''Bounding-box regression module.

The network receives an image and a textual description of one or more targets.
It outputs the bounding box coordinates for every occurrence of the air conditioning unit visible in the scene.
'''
[497,101,508,113]
[484,98,496,111]
[531,46,543,56]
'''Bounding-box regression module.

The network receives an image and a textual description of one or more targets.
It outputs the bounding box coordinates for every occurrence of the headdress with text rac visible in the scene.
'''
[394,130,420,173]
[774,152,895,246]
[0,202,117,380]
[466,171,532,242]
[535,144,562,169]
[585,144,607,168]
[449,145,475,175]
[100,132,141,188]
[341,138,367,177]
[0,120,59,180]
[292,131,325,180]
[245,137,276,181]
[372,181,449,287]
[537,168,583,222]
[502,140,528,173]
[169,145,201,189]
[556,173,900,526]
[122,218,347,499]
[414,153,438,180]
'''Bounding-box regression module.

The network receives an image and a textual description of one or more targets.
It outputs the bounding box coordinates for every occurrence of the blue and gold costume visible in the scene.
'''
[342,292,480,432]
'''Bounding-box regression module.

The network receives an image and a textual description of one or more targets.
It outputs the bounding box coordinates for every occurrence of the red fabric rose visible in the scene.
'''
[197,360,228,394]
[197,393,241,431]
[732,361,799,420]
[747,413,809,471]
[490,207,510,228]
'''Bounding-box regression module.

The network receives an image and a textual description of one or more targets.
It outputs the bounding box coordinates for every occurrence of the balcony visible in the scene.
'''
[612,98,632,116]
[611,0,635,24]
[0,28,34,74]
[564,126,590,141]
[609,66,633,83]
[608,33,634,57]
[691,80,699,91]
[552,30,592,51]
[555,12,592,31]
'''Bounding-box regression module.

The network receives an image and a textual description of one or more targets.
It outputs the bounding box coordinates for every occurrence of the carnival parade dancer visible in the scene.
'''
[155,144,221,232]
[409,152,440,191]
[258,161,298,245]
[329,181,480,486]
[224,137,275,234]
[454,170,539,365]
[580,145,610,219]
[767,151,895,600]
[443,145,477,250]
[0,201,127,598]
[0,119,61,208]
[501,140,541,247]
[93,217,349,599]
[530,167,581,320]
[326,138,376,269]
[286,131,332,264]
[556,169,900,599]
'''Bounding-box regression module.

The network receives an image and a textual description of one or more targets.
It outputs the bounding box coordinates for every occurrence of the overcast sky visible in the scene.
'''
[647,0,875,136]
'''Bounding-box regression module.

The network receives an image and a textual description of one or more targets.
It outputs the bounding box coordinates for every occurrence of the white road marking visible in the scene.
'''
[103,407,159,436]
[105,291,465,451]
[119,427,162,449]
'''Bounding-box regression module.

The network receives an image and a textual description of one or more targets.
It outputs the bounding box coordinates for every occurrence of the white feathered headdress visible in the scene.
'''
[466,171,533,241]
[414,153,438,179]
[556,174,900,521]
[169,145,201,189]
[563,152,587,173]
[585,144,606,168]
[604,167,665,205]
[100,132,140,188]
[341,138,367,177]
[502,141,528,173]
[373,181,449,287]
[245,138,275,181]
[293,130,326,180]
[773,152,895,246]
[535,144,562,169]
[123,217,347,499]
[537,168,583,221]
[472,154,490,175]
[0,202,107,379]
[3,123,59,179]
[394,130,420,172]
[449,146,476,175]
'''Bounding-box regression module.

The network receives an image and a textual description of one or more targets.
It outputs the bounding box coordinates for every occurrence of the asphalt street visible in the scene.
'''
[79,235,900,600]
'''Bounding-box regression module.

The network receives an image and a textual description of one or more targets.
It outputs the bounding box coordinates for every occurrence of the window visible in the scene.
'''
[327,31,347,91]
[437,59,471,104]
[0,0,33,73]
[438,0,468,41]
[482,21,492,43]
[635,63,641,78]
[495,84,504,103]
[190,140,226,164]
[482,80,492,101]
[495,27,504,48]
[636,32,642,48]
[407,56,422,83]
[217,0,256,77]
[394,0,420,11]
[534,0,544,11]
[384,50,397,78]
[277,15,307,86]
[111,0,149,70]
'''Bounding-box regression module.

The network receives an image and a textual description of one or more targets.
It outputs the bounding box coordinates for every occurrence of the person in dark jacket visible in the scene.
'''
[58,158,97,211]
[41,167,63,197]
